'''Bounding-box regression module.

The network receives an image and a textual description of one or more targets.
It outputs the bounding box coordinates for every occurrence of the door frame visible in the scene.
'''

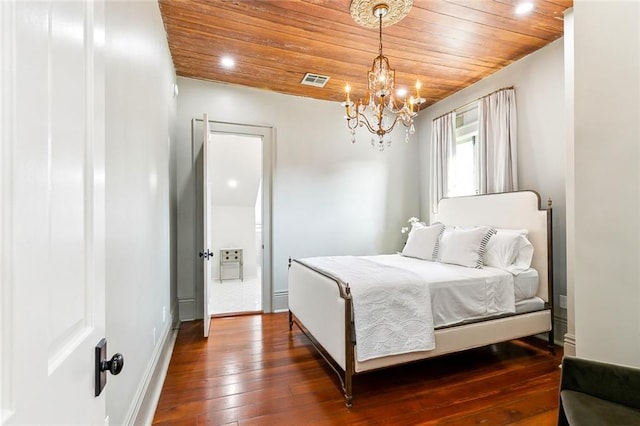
[193,119,274,315]
[201,114,212,337]
[1,0,13,418]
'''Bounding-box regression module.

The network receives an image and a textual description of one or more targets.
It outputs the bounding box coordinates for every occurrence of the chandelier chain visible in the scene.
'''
[378,12,383,57]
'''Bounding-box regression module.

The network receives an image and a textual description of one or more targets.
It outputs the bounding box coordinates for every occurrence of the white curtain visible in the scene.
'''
[429,112,456,213]
[477,88,518,193]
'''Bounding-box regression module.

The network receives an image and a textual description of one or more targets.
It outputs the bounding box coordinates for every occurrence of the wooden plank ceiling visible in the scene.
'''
[159,0,572,107]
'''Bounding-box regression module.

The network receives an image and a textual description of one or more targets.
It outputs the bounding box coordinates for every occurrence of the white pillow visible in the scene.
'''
[484,229,527,269]
[506,235,534,275]
[401,222,444,261]
[438,226,496,268]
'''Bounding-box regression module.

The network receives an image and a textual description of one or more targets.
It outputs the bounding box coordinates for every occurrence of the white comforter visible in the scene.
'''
[367,255,516,327]
[298,254,517,362]
[300,256,435,362]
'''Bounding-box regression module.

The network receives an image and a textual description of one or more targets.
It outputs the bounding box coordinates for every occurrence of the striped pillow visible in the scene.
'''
[438,226,497,268]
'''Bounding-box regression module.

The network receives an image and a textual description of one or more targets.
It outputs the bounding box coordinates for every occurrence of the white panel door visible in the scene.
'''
[202,114,212,338]
[1,0,109,424]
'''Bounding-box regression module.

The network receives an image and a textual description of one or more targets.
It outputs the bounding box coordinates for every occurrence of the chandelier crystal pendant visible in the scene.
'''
[343,1,424,151]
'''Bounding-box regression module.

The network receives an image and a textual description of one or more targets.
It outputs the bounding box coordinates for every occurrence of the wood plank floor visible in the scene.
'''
[153,313,563,425]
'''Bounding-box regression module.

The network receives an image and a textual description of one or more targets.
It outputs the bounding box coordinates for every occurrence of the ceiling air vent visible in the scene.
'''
[301,73,330,88]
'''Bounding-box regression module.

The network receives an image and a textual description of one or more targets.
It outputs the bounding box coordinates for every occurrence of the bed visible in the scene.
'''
[287,190,554,407]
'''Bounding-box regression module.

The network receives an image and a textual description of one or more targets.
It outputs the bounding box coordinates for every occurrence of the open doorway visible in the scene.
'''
[194,118,273,321]
[208,133,263,315]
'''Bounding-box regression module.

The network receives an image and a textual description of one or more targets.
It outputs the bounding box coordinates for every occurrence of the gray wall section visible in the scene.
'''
[104,1,177,424]
[570,1,640,366]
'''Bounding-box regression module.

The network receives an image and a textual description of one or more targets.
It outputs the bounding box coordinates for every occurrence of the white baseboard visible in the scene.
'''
[273,290,288,312]
[178,298,196,321]
[554,315,567,346]
[563,332,576,356]
[126,309,178,426]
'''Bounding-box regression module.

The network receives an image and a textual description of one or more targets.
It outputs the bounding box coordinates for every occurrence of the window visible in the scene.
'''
[447,102,479,197]
[431,87,517,211]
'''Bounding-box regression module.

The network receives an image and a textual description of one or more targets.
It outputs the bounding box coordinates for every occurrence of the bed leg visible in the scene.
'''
[548,329,555,354]
[343,285,354,408]
[288,310,293,331]
[344,371,353,408]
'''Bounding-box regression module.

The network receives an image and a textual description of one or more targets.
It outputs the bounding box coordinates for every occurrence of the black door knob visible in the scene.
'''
[100,353,124,375]
[95,338,123,396]
[199,250,213,260]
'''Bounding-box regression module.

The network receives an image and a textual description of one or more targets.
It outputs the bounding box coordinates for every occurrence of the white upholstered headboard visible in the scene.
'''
[432,190,552,303]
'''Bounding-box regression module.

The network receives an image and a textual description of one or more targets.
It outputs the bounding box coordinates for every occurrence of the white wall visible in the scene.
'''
[569,1,640,367]
[104,1,177,424]
[177,77,421,317]
[415,39,567,340]
[211,206,258,279]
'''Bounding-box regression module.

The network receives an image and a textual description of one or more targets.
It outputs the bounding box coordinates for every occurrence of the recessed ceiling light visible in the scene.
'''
[515,2,534,15]
[227,179,238,188]
[396,88,408,98]
[221,56,235,69]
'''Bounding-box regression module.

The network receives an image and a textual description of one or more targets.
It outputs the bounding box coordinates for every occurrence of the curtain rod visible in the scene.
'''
[432,86,515,122]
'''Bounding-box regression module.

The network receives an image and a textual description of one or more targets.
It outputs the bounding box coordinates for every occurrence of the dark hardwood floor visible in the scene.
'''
[153,313,563,425]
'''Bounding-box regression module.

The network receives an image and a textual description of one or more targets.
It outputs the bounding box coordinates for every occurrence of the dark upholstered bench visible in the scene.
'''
[558,356,640,425]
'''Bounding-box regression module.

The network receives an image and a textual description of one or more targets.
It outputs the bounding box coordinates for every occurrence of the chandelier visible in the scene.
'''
[343,1,424,150]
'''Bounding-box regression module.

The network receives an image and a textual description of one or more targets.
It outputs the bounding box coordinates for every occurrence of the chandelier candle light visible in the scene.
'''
[343,0,424,150]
